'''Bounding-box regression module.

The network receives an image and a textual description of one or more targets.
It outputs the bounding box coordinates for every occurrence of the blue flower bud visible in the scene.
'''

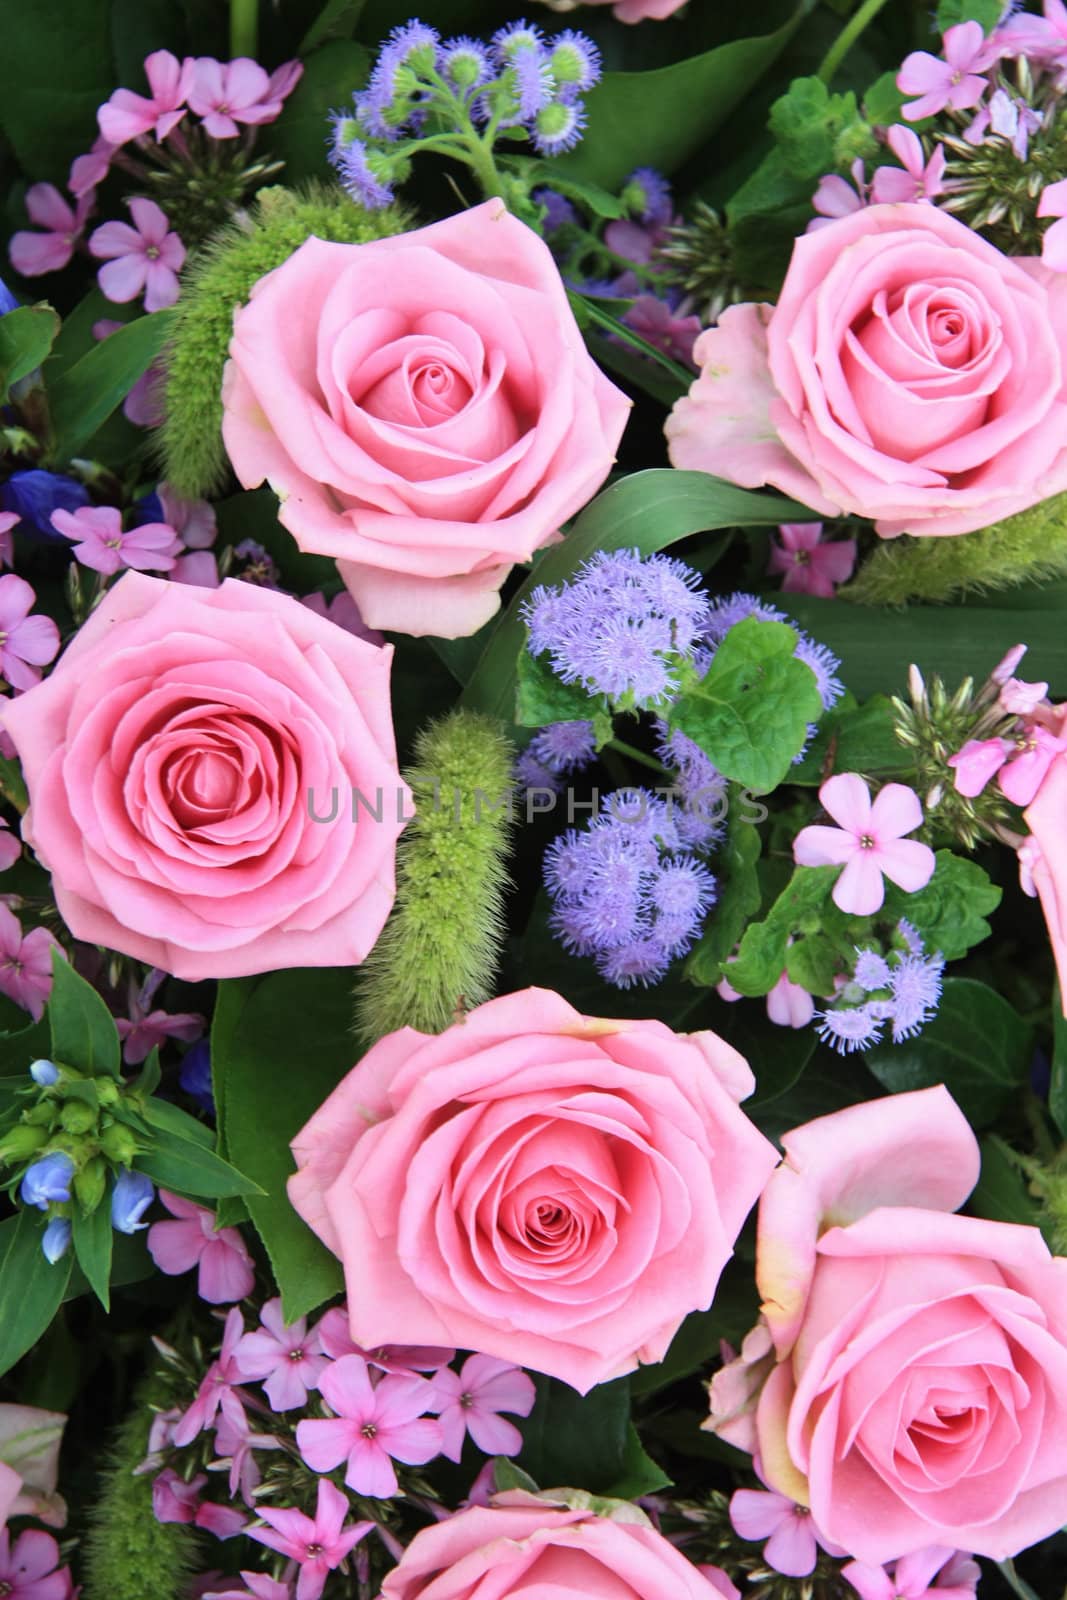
[0,470,90,539]
[29,1059,59,1087]
[179,1039,214,1116]
[20,1151,74,1209]
[0,276,18,317]
[41,1218,71,1264]
[110,1169,154,1234]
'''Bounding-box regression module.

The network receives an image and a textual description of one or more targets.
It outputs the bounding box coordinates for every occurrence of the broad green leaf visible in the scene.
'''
[882,850,1001,962]
[669,619,822,793]
[141,1096,214,1149]
[64,1228,152,1303]
[71,1189,114,1310]
[47,311,176,462]
[864,979,1031,1128]
[517,1375,631,1494]
[515,649,600,730]
[685,800,762,987]
[0,1211,72,1378]
[791,694,912,786]
[0,306,60,399]
[48,951,121,1080]
[0,0,113,183]
[269,40,369,182]
[134,1135,262,1200]
[555,3,809,189]
[462,473,810,724]
[728,866,838,996]
[605,1426,672,1499]
[212,969,357,1320]
[300,0,367,52]
[0,754,28,815]
[936,0,1003,31]
[968,1136,1039,1229]
[1052,987,1067,1140]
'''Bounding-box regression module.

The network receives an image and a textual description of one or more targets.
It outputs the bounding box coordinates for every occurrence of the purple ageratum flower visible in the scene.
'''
[532,95,587,157]
[492,20,546,63]
[514,749,560,794]
[533,187,578,233]
[439,36,492,89]
[332,138,395,209]
[853,949,892,992]
[703,591,787,646]
[889,950,945,1042]
[356,21,440,138]
[548,30,602,92]
[815,1002,885,1054]
[793,635,844,713]
[528,720,598,774]
[621,167,673,226]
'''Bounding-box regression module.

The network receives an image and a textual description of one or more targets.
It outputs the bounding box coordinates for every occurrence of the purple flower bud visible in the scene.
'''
[20,1151,75,1209]
[29,1058,59,1086]
[111,1169,155,1234]
[41,1218,71,1264]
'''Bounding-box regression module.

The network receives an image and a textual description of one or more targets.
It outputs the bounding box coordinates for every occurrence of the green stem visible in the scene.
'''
[607,738,670,777]
[817,0,892,83]
[229,0,258,60]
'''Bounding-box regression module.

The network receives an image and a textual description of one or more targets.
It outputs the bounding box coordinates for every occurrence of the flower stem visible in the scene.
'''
[229,0,258,60]
[607,738,670,776]
[817,0,892,83]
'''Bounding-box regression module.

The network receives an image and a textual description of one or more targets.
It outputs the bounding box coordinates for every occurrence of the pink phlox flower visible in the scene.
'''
[765,969,814,1028]
[869,126,948,205]
[0,575,59,690]
[249,1477,372,1600]
[173,1308,248,1448]
[9,185,93,278]
[793,773,936,915]
[0,1526,73,1600]
[133,1406,182,1474]
[622,295,701,367]
[808,159,868,231]
[152,1468,246,1539]
[462,1459,497,1508]
[69,137,114,198]
[187,58,300,139]
[843,1546,980,1600]
[427,1355,536,1463]
[233,1298,328,1412]
[987,87,1042,158]
[995,0,1067,66]
[89,197,185,312]
[115,967,204,1063]
[147,1191,255,1305]
[0,818,22,874]
[300,590,382,646]
[50,504,181,577]
[729,1487,822,1578]
[898,22,996,121]
[1018,835,1042,897]
[947,736,1012,797]
[98,51,194,145]
[0,904,59,1022]
[158,484,217,550]
[1038,176,1067,271]
[768,522,856,597]
[172,551,221,587]
[212,1410,283,1504]
[0,511,17,570]
[997,724,1067,806]
[999,676,1050,715]
[204,1574,293,1600]
[315,1310,454,1371]
[295,1354,443,1499]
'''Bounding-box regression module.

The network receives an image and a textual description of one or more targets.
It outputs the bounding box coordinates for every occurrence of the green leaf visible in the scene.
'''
[299,0,367,52]
[522,165,624,221]
[71,1189,114,1310]
[0,0,114,183]
[768,76,870,180]
[864,979,1031,1128]
[212,969,358,1321]
[0,306,60,399]
[605,1425,672,1499]
[461,472,809,724]
[134,1135,262,1200]
[863,70,908,129]
[270,41,369,182]
[685,799,762,987]
[0,1211,72,1378]
[48,950,121,1079]
[515,649,601,730]
[141,1096,213,1149]
[1051,987,1067,1140]
[968,1136,1040,1228]
[882,850,1001,962]
[790,694,912,786]
[936,0,1003,32]
[47,311,176,462]
[517,1375,631,1494]
[555,2,809,190]
[728,866,838,996]
[63,1228,153,1303]
[785,932,840,997]
[670,619,822,792]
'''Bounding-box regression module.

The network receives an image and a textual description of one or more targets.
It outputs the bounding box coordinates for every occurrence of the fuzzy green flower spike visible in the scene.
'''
[157,183,410,498]
[354,710,516,1047]
[843,491,1067,606]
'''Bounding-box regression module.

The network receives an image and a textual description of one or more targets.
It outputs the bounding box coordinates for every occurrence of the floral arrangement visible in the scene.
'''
[2,0,1067,1597]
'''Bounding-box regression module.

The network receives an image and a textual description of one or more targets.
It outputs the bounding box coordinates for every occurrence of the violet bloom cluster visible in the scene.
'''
[545,788,718,988]
[815,920,945,1055]
[328,19,601,210]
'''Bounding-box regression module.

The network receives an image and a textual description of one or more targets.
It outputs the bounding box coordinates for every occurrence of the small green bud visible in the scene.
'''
[446,50,483,88]
[96,1079,120,1108]
[60,1101,98,1136]
[99,1123,139,1164]
[24,1100,58,1128]
[335,116,359,147]
[549,42,585,86]
[74,1156,108,1215]
[0,1122,49,1164]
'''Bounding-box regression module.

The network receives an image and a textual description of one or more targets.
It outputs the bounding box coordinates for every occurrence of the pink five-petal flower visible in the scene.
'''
[213,1409,283,1504]
[115,968,203,1063]
[0,510,17,570]
[233,1298,328,1412]
[0,819,21,873]
[999,676,1049,715]
[428,1355,536,1463]
[89,197,185,312]
[205,1574,292,1600]
[315,1310,455,1370]
[50,504,181,577]
[69,137,114,198]
[188,58,283,139]
[172,1307,247,1448]
[870,125,948,205]
[793,773,935,915]
[295,1354,442,1499]
[98,50,194,145]
[0,1527,72,1600]
[898,21,994,120]
[0,906,58,1022]
[0,575,59,691]
[998,725,1067,805]
[1039,176,1067,271]
[147,1190,255,1304]
[9,184,92,278]
[158,484,217,550]
[767,522,856,598]
[947,736,1012,797]
[730,1487,819,1578]
[844,1546,979,1600]
[808,160,868,232]
[249,1477,372,1600]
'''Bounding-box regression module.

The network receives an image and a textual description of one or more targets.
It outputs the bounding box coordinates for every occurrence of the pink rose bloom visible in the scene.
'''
[382,1506,728,1600]
[1,574,408,979]
[740,1090,1067,1564]
[288,987,777,1393]
[568,0,687,18]
[222,201,630,639]
[666,204,1067,539]
[1024,741,1067,1013]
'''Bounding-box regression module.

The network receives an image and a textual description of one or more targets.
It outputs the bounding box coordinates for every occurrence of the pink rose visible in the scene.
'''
[2,574,408,979]
[222,201,630,639]
[570,0,687,18]
[380,1504,732,1600]
[667,203,1067,538]
[739,1090,1067,1563]
[1023,731,1067,1012]
[288,987,777,1393]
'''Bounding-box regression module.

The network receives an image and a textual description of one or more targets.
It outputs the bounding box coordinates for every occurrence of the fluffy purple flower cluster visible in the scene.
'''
[329,19,601,210]
[815,920,945,1054]
[545,789,718,988]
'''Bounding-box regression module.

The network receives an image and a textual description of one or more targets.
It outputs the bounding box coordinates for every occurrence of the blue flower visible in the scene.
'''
[889,951,944,1041]
[29,1058,59,1086]
[0,276,18,316]
[1,470,90,539]
[548,30,602,93]
[533,95,587,158]
[111,1169,155,1234]
[815,1003,885,1054]
[179,1039,214,1116]
[41,1218,71,1265]
[622,168,673,226]
[528,720,598,775]
[20,1151,74,1209]
[853,949,892,992]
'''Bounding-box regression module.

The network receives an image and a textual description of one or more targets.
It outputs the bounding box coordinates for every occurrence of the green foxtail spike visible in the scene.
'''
[354,710,516,1046]
[156,183,411,498]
